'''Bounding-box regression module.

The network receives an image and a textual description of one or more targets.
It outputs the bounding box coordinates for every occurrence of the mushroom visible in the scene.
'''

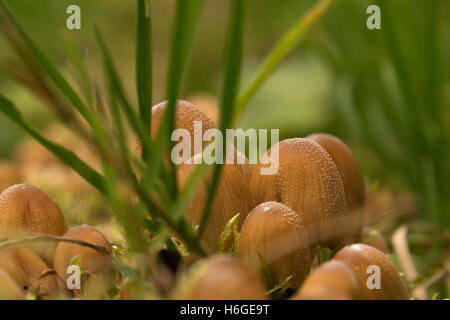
[249,138,349,250]
[136,100,216,160]
[333,243,409,300]
[0,184,68,262]
[172,254,267,300]
[177,154,254,252]
[53,225,115,298]
[239,201,312,287]
[0,268,24,300]
[307,133,366,242]
[0,247,58,297]
[292,260,360,300]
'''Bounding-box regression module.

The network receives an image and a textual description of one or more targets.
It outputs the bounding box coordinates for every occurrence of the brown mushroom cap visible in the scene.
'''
[307,133,366,242]
[177,154,254,252]
[293,260,360,300]
[173,254,267,300]
[0,247,57,297]
[0,184,68,238]
[136,100,217,160]
[0,269,23,300]
[53,225,114,296]
[334,243,409,300]
[239,201,312,287]
[249,138,349,250]
[233,150,255,182]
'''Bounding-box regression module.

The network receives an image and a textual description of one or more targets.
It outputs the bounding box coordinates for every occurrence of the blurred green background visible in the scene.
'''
[0,0,449,230]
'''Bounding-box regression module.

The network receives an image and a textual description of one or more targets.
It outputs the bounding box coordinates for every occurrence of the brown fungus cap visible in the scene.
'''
[334,243,409,300]
[53,225,114,297]
[250,138,349,250]
[0,184,68,238]
[239,201,312,287]
[172,254,267,300]
[177,154,254,252]
[293,260,360,300]
[307,133,366,242]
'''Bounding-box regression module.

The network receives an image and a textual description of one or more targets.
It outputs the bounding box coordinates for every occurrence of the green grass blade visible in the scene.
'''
[162,0,205,197]
[236,0,338,116]
[0,94,107,195]
[95,28,153,158]
[136,0,152,160]
[197,0,245,240]
[170,159,212,223]
[0,1,97,129]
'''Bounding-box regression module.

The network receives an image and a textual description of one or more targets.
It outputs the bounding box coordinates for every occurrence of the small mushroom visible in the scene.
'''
[53,225,115,298]
[136,100,216,160]
[0,184,68,262]
[292,260,360,300]
[307,133,366,242]
[239,201,312,287]
[250,138,349,250]
[0,247,58,297]
[334,243,409,300]
[172,254,267,300]
[177,154,254,252]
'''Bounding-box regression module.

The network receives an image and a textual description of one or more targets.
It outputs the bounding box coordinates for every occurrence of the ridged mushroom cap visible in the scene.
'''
[293,260,360,300]
[0,184,68,238]
[250,138,349,250]
[334,244,409,300]
[53,225,114,296]
[239,201,312,287]
[307,133,365,242]
[177,154,254,252]
[172,254,267,300]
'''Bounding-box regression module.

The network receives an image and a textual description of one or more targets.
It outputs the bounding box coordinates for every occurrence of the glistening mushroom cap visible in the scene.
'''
[334,243,409,300]
[307,133,366,242]
[172,254,267,300]
[239,201,312,287]
[177,154,254,253]
[250,138,349,250]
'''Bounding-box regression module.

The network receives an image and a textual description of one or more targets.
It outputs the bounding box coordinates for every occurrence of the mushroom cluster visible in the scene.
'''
[171,102,408,300]
[0,184,115,299]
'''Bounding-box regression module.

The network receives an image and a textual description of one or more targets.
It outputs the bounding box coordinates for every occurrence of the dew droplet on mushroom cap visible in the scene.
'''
[334,243,409,300]
[292,259,360,300]
[177,153,254,253]
[172,254,267,300]
[250,138,349,250]
[239,201,312,287]
[53,225,115,297]
[307,133,366,242]
[0,247,58,297]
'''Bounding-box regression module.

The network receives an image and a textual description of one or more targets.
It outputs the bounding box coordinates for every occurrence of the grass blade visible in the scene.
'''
[0,1,98,129]
[95,28,153,159]
[162,0,205,197]
[136,0,152,160]
[0,94,106,194]
[236,0,338,117]
[197,0,245,241]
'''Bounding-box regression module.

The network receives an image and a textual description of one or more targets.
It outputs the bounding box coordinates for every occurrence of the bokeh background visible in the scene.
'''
[0,0,449,297]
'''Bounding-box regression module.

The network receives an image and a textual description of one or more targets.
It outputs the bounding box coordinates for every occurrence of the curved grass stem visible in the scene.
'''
[235,0,338,119]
